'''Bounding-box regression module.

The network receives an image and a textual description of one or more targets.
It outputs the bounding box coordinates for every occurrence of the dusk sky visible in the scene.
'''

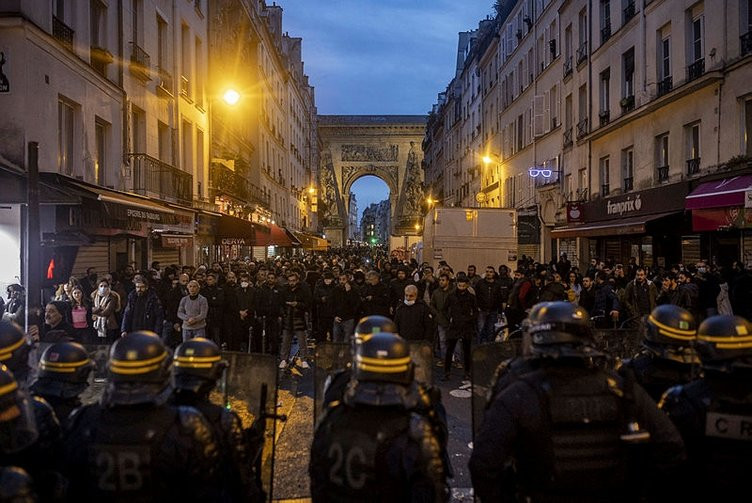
[282,0,495,218]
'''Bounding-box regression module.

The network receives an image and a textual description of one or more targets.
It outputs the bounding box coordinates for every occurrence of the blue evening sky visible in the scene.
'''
[281,0,494,216]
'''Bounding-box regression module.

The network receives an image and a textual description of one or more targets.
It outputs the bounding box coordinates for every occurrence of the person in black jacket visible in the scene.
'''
[332,272,360,343]
[361,270,392,318]
[313,271,336,343]
[442,275,477,381]
[475,266,503,344]
[163,274,188,348]
[201,272,226,347]
[255,271,282,355]
[279,271,312,369]
[394,285,434,342]
[120,279,164,337]
[236,273,256,352]
[389,267,413,311]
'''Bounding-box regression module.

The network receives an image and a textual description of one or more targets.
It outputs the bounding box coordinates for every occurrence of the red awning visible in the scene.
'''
[685,175,752,210]
[253,224,300,247]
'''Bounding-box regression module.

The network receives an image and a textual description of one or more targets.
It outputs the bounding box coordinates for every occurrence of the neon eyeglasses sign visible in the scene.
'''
[528,167,554,178]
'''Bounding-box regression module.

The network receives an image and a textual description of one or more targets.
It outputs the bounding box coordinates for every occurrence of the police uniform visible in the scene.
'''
[170,337,263,502]
[470,302,685,502]
[64,331,220,501]
[310,331,449,502]
[660,315,752,500]
[619,304,698,402]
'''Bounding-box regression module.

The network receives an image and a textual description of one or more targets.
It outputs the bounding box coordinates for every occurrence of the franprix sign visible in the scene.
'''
[580,182,689,222]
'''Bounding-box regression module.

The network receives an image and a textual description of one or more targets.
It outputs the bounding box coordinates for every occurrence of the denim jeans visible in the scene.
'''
[476,310,498,344]
[332,318,355,343]
[182,327,206,342]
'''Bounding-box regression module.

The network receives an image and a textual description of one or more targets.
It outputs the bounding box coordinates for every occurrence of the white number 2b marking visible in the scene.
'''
[328,442,367,489]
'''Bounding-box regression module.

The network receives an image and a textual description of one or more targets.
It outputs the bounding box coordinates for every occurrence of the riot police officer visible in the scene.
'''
[0,320,32,386]
[659,315,752,499]
[64,331,221,501]
[310,331,449,502]
[30,341,94,427]
[619,304,698,402]
[0,466,36,502]
[0,364,63,501]
[470,301,685,502]
[171,337,263,502]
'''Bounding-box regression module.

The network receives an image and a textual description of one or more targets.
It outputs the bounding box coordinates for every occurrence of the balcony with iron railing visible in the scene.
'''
[601,22,612,44]
[563,128,573,148]
[53,16,74,51]
[620,94,635,113]
[687,58,705,82]
[576,117,589,139]
[657,165,669,182]
[563,56,573,78]
[210,163,270,208]
[741,31,752,57]
[599,110,610,127]
[601,183,610,196]
[657,76,673,97]
[623,1,636,23]
[128,153,192,206]
[686,157,701,176]
[576,41,588,66]
[623,176,634,192]
[129,42,151,81]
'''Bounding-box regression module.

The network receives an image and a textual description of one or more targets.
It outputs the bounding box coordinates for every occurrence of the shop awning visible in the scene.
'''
[215,214,256,246]
[0,168,81,204]
[551,211,679,238]
[253,223,300,247]
[685,175,752,210]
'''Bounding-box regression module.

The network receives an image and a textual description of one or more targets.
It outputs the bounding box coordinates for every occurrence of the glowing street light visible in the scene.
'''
[222,88,241,106]
[482,155,493,165]
[308,187,315,194]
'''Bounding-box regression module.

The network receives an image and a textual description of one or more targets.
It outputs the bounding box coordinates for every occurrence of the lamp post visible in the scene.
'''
[481,154,502,207]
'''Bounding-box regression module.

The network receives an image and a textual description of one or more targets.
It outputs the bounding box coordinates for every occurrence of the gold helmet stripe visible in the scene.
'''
[173,361,216,369]
[0,337,26,360]
[40,358,91,369]
[0,381,18,396]
[357,362,411,373]
[109,362,164,375]
[174,355,222,363]
[110,351,167,368]
[356,355,412,366]
[649,315,696,337]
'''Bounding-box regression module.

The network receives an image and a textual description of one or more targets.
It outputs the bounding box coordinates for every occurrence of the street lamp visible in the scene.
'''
[222,88,241,106]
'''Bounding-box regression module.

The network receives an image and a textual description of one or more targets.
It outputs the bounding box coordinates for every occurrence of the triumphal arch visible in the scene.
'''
[317,115,427,248]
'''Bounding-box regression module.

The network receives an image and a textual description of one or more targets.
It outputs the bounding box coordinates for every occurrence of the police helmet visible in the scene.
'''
[0,466,36,502]
[173,337,228,393]
[108,331,171,385]
[645,305,696,347]
[526,302,593,355]
[0,321,30,373]
[31,342,94,399]
[0,365,38,454]
[695,315,752,371]
[354,315,398,340]
[353,331,413,385]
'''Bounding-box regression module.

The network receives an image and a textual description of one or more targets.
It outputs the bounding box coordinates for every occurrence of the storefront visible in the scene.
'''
[552,182,691,268]
[517,207,541,261]
[685,174,752,267]
[214,214,257,262]
[253,223,301,258]
[292,230,329,251]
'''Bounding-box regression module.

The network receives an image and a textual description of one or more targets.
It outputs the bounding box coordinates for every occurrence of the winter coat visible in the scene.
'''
[121,289,164,336]
[394,300,434,341]
[92,293,119,333]
[361,281,392,318]
[332,285,361,321]
[475,280,503,311]
[429,286,454,328]
[624,279,658,317]
[446,290,478,339]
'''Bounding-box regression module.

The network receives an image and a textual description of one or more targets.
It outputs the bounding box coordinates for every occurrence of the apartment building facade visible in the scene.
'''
[424,0,752,267]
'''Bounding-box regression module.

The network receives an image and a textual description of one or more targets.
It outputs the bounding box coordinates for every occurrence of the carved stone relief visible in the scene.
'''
[340,144,398,162]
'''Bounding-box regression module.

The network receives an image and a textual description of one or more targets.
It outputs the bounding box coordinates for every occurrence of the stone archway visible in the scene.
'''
[317,116,427,247]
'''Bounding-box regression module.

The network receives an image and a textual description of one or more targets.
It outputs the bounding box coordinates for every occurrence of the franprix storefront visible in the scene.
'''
[552,182,692,269]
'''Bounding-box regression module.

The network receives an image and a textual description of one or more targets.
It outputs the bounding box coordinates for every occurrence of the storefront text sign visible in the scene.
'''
[581,183,689,222]
[220,238,249,246]
[606,194,642,216]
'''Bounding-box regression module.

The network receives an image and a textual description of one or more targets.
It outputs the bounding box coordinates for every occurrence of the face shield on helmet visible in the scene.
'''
[352,332,414,385]
[525,302,595,358]
[172,338,228,394]
[0,366,38,454]
[695,315,752,372]
[31,342,95,399]
[104,331,173,406]
[643,305,698,363]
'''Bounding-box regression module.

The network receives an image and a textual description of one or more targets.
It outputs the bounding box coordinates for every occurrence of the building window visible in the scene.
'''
[131,107,145,153]
[517,114,524,152]
[58,98,75,176]
[601,0,612,43]
[578,7,588,46]
[196,129,204,199]
[622,147,634,191]
[622,47,635,99]
[656,133,669,181]
[94,118,108,186]
[195,37,204,108]
[158,121,171,163]
[579,167,588,195]
[599,68,610,123]
[691,15,704,63]
[181,25,191,98]
[182,120,192,174]
[660,36,671,80]
[599,156,610,195]
[91,0,106,49]
[686,122,701,175]
[157,16,168,73]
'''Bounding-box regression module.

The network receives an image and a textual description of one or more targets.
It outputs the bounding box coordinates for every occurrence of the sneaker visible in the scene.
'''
[278,360,288,369]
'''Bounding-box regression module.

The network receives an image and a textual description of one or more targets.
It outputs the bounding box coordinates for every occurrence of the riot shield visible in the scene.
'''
[313,342,351,421]
[592,329,642,367]
[408,340,433,384]
[210,351,279,502]
[471,341,521,440]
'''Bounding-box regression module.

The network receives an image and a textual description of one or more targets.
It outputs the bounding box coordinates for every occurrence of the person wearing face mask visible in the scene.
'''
[91,279,119,342]
[235,273,257,351]
[394,284,434,343]
[121,279,164,338]
[42,300,75,341]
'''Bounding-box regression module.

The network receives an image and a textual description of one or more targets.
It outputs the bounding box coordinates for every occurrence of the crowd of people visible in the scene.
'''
[0,245,751,501]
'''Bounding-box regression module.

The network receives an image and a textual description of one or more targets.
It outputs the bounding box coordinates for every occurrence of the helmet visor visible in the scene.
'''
[0,393,39,454]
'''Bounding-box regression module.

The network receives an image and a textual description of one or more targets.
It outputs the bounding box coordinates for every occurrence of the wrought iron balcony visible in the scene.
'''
[741,31,752,57]
[563,128,573,148]
[52,16,74,51]
[657,165,669,182]
[620,95,635,113]
[210,163,270,208]
[599,110,610,127]
[180,75,190,98]
[687,58,705,82]
[576,41,588,66]
[657,76,673,97]
[128,153,192,206]
[129,42,151,81]
[563,56,573,78]
[576,117,589,139]
[601,22,611,44]
[601,183,610,196]
[623,177,634,192]
[686,157,701,176]
[623,1,636,23]
[157,67,173,96]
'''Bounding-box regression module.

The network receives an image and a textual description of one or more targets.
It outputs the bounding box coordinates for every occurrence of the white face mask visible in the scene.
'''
[98,286,108,295]
[404,299,415,306]
[240,281,250,288]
